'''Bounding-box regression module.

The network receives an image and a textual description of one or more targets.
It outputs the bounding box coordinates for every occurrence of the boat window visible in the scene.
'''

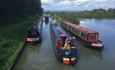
[69,26,71,30]
[71,27,73,31]
[77,30,81,36]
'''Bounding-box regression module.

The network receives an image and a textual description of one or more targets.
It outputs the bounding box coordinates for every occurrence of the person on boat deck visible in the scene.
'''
[65,38,73,46]
[63,40,72,52]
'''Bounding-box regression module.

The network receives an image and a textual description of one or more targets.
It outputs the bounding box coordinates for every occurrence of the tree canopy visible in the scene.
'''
[0,0,43,24]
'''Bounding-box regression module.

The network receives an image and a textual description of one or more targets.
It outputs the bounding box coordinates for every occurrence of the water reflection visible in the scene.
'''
[27,44,41,53]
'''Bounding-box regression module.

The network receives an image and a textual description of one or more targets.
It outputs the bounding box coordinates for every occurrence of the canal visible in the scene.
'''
[14,19,115,70]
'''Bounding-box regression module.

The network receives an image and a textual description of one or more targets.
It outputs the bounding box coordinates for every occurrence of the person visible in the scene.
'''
[65,38,73,46]
[63,40,72,52]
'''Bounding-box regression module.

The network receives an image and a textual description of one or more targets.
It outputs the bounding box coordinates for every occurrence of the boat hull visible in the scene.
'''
[50,23,77,64]
[61,23,103,50]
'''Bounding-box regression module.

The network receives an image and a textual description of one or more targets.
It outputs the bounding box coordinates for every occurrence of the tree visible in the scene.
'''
[0,0,43,24]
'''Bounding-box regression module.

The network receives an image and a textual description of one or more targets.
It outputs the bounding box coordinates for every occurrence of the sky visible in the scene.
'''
[41,0,115,11]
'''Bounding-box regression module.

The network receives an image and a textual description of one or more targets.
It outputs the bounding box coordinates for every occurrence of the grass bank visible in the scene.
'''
[0,17,36,70]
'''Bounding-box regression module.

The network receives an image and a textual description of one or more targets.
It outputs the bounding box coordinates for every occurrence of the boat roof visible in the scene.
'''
[51,23,72,41]
[63,20,98,34]
[52,24,65,40]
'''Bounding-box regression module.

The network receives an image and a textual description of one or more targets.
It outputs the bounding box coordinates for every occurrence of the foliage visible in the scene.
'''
[75,8,115,18]
[0,17,34,70]
[50,8,115,24]
[0,39,20,70]
[0,0,43,69]
[0,0,43,25]
[51,12,80,25]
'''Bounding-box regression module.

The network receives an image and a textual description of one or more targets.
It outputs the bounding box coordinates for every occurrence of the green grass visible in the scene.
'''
[0,17,34,42]
[0,17,35,70]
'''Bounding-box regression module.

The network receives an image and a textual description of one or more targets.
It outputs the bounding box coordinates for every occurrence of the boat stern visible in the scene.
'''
[91,40,103,49]
[63,57,76,65]
[26,37,40,44]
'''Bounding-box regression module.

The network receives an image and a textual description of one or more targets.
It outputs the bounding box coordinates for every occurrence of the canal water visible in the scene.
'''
[14,19,115,70]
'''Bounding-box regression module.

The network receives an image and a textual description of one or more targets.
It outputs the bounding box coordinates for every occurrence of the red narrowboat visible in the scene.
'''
[26,21,42,44]
[61,20,103,50]
[50,22,77,65]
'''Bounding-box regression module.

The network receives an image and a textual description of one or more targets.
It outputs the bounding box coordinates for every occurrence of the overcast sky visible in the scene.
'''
[41,0,115,11]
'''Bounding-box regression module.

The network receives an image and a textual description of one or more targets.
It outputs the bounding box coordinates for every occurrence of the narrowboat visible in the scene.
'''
[26,22,41,44]
[61,20,103,50]
[45,16,49,23]
[50,23,77,64]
